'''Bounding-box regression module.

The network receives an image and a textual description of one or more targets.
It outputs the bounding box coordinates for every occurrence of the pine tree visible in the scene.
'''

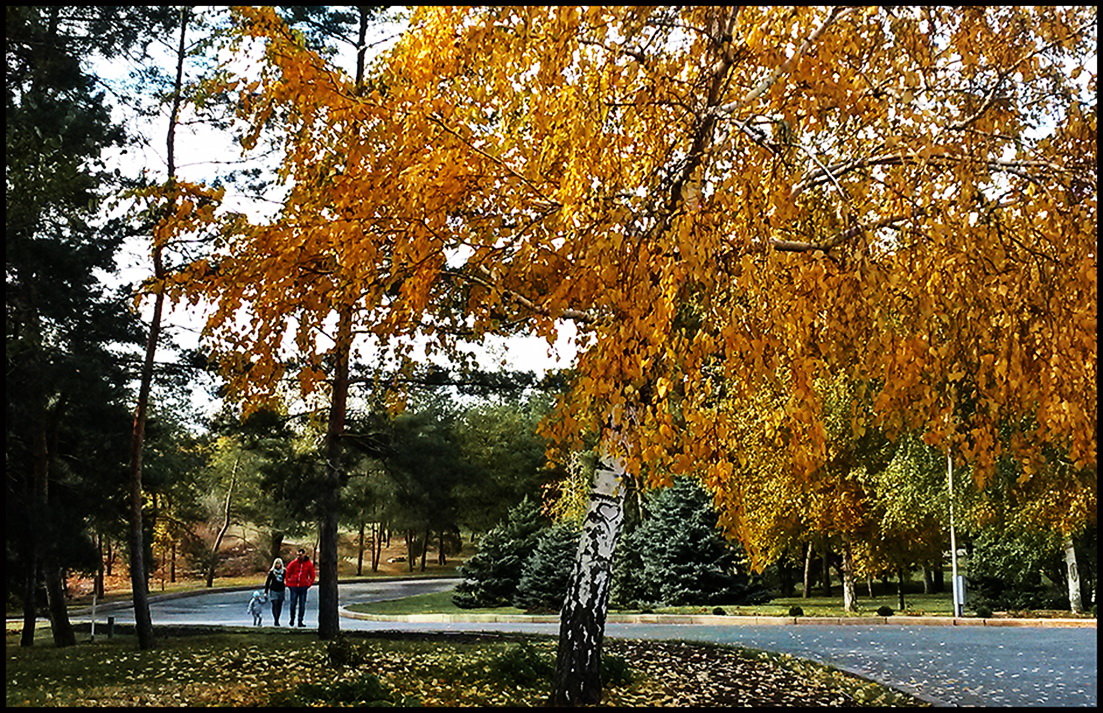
[513,524,581,612]
[614,477,768,607]
[452,496,545,608]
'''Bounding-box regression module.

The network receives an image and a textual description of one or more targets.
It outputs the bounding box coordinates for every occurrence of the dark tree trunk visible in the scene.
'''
[270,530,284,565]
[318,305,354,640]
[371,523,381,572]
[778,552,794,597]
[821,546,831,595]
[933,563,945,592]
[421,526,430,572]
[169,540,176,584]
[357,520,365,576]
[21,552,37,647]
[43,563,75,647]
[922,565,933,594]
[405,530,415,573]
[438,529,446,566]
[551,454,627,706]
[205,456,238,588]
[125,7,190,651]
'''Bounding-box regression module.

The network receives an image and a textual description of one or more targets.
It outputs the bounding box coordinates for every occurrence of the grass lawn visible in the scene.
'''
[348,584,1093,619]
[5,626,925,707]
[346,588,960,617]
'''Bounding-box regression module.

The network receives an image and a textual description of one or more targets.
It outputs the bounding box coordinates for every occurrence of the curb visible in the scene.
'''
[338,608,1097,628]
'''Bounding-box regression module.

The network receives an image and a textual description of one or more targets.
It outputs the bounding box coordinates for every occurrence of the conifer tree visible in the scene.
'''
[513,525,581,612]
[615,477,767,606]
[452,496,545,608]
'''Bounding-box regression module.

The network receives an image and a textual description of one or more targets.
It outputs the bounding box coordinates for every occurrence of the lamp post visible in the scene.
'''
[947,451,964,617]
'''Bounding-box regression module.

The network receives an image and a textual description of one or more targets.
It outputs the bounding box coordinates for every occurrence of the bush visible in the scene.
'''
[485,641,555,687]
[276,674,394,705]
[324,635,360,668]
[602,654,634,686]
[788,605,804,617]
[973,605,993,618]
[712,607,727,616]
[876,605,894,617]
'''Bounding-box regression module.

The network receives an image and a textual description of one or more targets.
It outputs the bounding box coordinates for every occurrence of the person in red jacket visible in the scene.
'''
[285,548,316,627]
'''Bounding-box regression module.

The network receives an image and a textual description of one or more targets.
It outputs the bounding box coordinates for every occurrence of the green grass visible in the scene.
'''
[350,589,526,616]
[346,588,960,617]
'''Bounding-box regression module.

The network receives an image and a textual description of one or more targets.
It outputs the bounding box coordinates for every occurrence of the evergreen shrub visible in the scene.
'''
[512,524,580,611]
[612,477,769,607]
[788,605,804,617]
[453,497,545,608]
[876,605,894,616]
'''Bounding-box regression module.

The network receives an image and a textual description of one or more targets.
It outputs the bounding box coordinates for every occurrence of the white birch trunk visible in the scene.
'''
[1064,535,1083,614]
[551,453,627,706]
[841,542,857,613]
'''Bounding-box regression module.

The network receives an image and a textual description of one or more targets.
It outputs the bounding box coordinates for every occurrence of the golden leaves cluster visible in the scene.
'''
[155,8,1094,541]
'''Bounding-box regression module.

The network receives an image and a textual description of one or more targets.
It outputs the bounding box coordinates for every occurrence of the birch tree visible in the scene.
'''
[157,6,1095,703]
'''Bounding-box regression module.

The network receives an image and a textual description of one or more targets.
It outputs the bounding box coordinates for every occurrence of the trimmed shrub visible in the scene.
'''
[876,605,894,616]
[788,605,804,617]
[973,604,993,618]
[712,607,727,615]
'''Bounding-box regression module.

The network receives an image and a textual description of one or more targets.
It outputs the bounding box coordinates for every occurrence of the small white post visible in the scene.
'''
[90,590,97,642]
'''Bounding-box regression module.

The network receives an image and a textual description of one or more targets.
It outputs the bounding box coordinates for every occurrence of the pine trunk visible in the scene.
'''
[551,454,627,706]
[205,455,239,588]
[1064,535,1083,614]
[43,563,75,646]
[125,8,189,651]
[317,306,353,640]
[357,521,365,576]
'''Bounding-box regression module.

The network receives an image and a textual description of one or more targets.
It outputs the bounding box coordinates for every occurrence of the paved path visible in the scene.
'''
[80,579,1097,707]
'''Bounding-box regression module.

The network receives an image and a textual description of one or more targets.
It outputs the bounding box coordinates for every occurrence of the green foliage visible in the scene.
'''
[972,604,993,618]
[452,496,546,608]
[712,607,727,615]
[601,654,634,687]
[324,635,361,668]
[968,528,1068,610]
[876,605,894,616]
[281,674,395,706]
[613,477,770,607]
[512,524,580,611]
[788,605,804,617]
[483,641,555,687]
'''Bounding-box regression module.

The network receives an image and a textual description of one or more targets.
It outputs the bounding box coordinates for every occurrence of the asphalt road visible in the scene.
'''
[87,578,1097,707]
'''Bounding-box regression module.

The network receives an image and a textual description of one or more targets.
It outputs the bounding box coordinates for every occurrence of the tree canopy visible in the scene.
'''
[158,7,1094,543]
